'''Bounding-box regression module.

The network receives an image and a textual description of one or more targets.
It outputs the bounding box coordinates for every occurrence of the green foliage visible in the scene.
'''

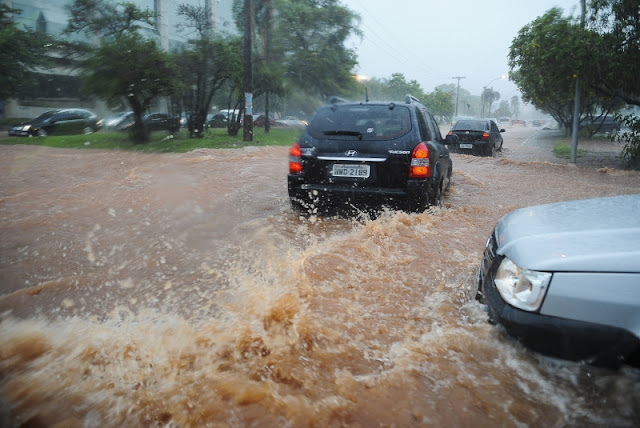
[609,114,640,170]
[0,4,54,100]
[424,89,455,119]
[509,8,595,131]
[0,127,301,152]
[587,0,640,106]
[234,0,361,103]
[82,33,178,143]
[553,142,586,159]
[65,0,180,143]
[495,100,511,118]
[64,0,154,39]
[481,87,500,117]
[363,73,427,102]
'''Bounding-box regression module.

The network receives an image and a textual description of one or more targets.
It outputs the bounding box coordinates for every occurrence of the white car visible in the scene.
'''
[475,194,640,368]
[277,116,307,127]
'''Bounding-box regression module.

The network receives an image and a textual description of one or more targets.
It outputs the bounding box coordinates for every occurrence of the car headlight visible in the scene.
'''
[22,125,32,131]
[494,257,551,311]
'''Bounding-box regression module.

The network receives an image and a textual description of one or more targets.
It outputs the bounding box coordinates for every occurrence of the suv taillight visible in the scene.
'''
[289,143,303,174]
[481,131,490,140]
[409,142,430,178]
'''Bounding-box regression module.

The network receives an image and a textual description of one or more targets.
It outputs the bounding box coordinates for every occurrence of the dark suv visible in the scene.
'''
[287,95,456,213]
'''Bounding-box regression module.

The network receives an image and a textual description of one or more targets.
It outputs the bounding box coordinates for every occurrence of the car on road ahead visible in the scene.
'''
[447,118,504,157]
[475,194,640,368]
[9,109,99,137]
[288,95,456,213]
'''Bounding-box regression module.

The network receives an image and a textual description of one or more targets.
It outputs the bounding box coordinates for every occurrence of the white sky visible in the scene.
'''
[345,0,581,99]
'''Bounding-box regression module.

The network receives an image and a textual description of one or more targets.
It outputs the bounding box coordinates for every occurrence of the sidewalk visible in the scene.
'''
[506,128,625,170]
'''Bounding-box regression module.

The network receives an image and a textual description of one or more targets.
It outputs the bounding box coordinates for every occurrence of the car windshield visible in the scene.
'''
[308,104,411,140]
[32,111,59,122]
[453,120,489,131]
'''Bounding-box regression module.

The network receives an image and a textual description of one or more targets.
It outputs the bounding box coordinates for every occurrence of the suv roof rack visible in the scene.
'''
[405,94,421,105]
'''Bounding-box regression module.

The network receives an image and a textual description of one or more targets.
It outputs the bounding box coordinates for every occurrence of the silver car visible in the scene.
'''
[475,194,640,368]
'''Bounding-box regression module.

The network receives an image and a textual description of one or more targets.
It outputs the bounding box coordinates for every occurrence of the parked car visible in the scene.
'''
[143,112,181,133]
[447,118,504,156]
[580,115,622,134]
[253,114,276,127]
[277,116,307,128]
[8,109,99,137]
[288,95,455,213]
[498,117,511,126]
[475,194,640,368]
[206,113,229,128]
[97,111,134,131]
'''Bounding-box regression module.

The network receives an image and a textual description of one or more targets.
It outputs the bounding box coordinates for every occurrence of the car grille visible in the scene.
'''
[476,229,499,301]
[482,230,498,271]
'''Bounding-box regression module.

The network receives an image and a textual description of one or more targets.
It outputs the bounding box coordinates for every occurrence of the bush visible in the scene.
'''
[610,114,640,170]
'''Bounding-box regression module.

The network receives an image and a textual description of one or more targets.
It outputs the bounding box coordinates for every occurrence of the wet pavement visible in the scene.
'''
[1,126,639,427]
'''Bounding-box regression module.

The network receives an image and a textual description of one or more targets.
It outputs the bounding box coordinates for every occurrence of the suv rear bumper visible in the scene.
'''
[288,175,434,207]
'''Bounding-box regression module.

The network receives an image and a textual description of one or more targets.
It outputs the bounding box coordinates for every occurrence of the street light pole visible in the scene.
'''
[452,76,465,117]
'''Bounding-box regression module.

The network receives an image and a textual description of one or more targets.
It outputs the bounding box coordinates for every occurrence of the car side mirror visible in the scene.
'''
[444,134,459,145]
[500,128,506,132]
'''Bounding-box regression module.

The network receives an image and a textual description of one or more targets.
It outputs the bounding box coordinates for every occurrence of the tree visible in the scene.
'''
[510,96,520,120]
[0,4,53,100]
[495,100,511,118]
[588,0,640,168]
[176,4,240,137]
[362,73,427,102]
[508,8,605,134]
[424,89,455,121]
[587,0,640,107]
[82,33,178,142]
[65,0,178,143]
[234,0,361,104]
[481,87,500,117]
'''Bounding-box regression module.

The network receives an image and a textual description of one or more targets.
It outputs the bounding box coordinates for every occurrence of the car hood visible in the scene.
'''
[495,194,640,273]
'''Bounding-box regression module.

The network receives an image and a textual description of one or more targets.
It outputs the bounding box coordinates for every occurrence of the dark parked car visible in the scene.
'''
[580,115,622,134]
[8,109,99,137]
[475,194,640,368]
[97,111,134,131]
[447,118,504,157]
[288,95,455,213]
[253,114,276,127]
[206,113,229,128]
[143,112,181,133]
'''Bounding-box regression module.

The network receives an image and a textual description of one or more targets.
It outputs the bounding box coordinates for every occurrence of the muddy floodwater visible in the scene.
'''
[1,126,639,427]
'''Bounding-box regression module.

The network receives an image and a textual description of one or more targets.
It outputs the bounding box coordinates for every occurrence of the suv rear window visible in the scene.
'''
[308,104,412,141]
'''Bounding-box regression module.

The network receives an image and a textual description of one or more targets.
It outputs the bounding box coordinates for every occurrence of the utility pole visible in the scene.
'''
[243,0,253,142]
[570,0,586,164]
[452,76,465,117]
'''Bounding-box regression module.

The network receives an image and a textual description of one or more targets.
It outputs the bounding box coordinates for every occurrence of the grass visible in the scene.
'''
[0,127,302,153]
[553,142,587,159]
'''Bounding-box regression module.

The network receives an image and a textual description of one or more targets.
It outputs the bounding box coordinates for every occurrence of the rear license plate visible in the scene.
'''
[460,143,473,149]
[332,164,370,178]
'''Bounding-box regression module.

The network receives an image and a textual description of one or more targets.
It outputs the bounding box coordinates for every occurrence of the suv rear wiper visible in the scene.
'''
[323,130,362,137]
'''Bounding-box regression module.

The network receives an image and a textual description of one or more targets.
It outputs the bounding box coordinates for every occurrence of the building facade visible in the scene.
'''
[1,0,236,119]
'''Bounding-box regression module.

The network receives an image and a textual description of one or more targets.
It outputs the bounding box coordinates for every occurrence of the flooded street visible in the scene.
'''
[1,126,639,427]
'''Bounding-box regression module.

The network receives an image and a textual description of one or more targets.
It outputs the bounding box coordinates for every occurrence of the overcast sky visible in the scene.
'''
[345,0,582,99]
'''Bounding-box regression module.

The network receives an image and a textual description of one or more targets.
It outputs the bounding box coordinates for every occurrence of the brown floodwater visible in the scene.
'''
[1,126,639,427]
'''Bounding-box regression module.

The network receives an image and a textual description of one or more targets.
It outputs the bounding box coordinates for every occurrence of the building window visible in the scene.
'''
[36,12,47,33]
